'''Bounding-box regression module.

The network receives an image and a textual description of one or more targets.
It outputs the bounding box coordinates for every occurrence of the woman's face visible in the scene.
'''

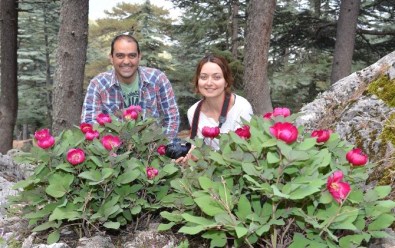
[198,62,227,99]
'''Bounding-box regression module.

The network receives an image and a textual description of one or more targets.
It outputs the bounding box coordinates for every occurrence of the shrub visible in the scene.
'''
[159,111,395,247]
[10,107,179,244]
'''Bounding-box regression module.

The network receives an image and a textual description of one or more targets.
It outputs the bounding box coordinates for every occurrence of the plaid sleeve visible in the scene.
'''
[81,80,101,124]
[157,72,180,140]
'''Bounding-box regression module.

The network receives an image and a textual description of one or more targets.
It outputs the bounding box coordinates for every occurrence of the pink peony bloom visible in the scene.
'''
[80,123,93,133]
[126,105,142,113]
[311,129,332,143]
[273,107,291,117]
[202,126,220,139]
[157,145,166,155]
[263,112,273,119]
[123,109,139,120]
[37,136,55,149]
[346,148,368,166]
[269,122,298,144]
[34,128,51,141]
[97,113,112,125]
[146,166,159,180]
[67,148,85,166]
[327,171,351,204]
[85,130,100,141]
[101,134,122,151]
[235,125,251,139]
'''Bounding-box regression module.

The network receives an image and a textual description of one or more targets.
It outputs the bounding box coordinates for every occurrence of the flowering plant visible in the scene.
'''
[10,106,179,244]
[159,109,395,247]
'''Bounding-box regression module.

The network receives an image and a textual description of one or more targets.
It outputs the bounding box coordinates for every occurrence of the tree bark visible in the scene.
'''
[231,0,240,59]
[0,0,18,154]
[52,0,89,135]
[243,0,275,115]
[330,0,361,84]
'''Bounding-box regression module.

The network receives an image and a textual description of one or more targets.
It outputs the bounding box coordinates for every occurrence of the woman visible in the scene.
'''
[176,54,253,163]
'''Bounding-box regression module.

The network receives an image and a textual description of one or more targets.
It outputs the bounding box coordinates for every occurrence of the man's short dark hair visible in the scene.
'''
[110,34,140,55]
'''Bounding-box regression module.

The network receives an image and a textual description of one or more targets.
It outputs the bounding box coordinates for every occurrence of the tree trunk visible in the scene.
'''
[243,0,275,115]
[330,0,361,84]
[52,0,89,135]
[43,2,53,128]
[0,0,18,154]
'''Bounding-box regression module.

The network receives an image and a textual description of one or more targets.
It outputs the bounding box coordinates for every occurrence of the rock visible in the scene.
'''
[76,236,114,248]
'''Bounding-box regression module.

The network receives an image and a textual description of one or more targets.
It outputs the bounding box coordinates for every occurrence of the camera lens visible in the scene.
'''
[165,142,191,159]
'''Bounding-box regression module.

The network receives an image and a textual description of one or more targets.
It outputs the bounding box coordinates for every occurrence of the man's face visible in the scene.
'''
[110,38,141,84]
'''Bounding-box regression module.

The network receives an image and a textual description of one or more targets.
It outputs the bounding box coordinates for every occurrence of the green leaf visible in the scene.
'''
[78,170,101,181]
[297,138,317,150]
[160,211,183,222]
[198,177,214,190]
[194,195,225,216]
[236,195,252,220]
[368,213,395,231]
[157,222,175,231]
[235,226,248,238]
[182,213,214,225]
[288,233,311,248]
[241,162,262,176]
[267,151,280,163]
[339,234,365,248]
[45,173,74,198]
[178,225,205,235]
[103,221,120,229]
[289,184,321,200]
[202,231,227,247]
[319,191,333,204]
[32,221,60,232]
[47,230,60,245]
[162,163,179,176]
[115,170,140,185]
[271,185,290,199]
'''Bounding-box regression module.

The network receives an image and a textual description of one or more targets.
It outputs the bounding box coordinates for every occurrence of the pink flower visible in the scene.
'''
[263,112,273,119]
[346,148,368,166]
[80,123,93,133]
[202,126,220,139]
[37,136,55,149]
[157,145,166,155]
[34,128,51,141]
[85,130,100,141]
[269,122,298,144]
[327,171,351,204]
[146,166,159,180]
[97,113,112,125]
[235,125,251,139]
[311,129,332,143]
[123,109,139,120]
[126,105,142,113]
[101,134,122,151]
[67,148,85,166]
[273,107,291,117]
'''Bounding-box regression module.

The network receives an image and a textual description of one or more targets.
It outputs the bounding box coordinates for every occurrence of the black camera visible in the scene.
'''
[165,141,192,159]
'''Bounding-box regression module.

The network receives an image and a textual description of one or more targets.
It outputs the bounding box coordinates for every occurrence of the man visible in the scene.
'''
[81,34,180,140]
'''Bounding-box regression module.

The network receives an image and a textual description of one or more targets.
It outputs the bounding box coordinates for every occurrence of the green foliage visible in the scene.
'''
[159,114,395,247]
[10,115,178,244]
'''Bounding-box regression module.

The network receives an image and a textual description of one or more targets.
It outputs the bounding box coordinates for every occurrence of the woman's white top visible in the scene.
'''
[187,94,253,150]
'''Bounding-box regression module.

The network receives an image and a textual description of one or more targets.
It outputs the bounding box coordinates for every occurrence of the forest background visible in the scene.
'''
[0,0,394,153]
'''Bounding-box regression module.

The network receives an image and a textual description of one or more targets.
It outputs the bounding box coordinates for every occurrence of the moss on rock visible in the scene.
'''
[367,75,395,107]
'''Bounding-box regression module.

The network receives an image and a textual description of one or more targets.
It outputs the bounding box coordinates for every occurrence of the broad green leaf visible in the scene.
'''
[339,234,365,248]
[368,213,395,231]
[182,213,214,225]
[288,233,311,248]
[160,211,183,222]
[103,221,120,229]
[319,191,333,204]
[157,222,175,231]
[32,221,60,232]
[297,138,317,150]
[178,225,205,235]
[47,230,60,245]
[271,185,290,199]
[290,184,321,200]
[78,170,101,181]
[194,195,225,216]
[202,231,227,247]
[115,170,140,185]
[55,163,76,173]
[267,151,280,163]
[236,195,252,220]
[130,205,141,215]
[198,177,214,190]
[12,178,38,189]
[235,226,248,238]
[162,163,179,176]
[241,163,262,176]
[49,205,81,221]
[209,152,227,165]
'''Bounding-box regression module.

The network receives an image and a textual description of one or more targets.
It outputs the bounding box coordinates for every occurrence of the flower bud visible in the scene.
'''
[235,125,251,139]
[346,148,368,166]
[311,129,331,143]
[202,126,220,139]
[269,122,298,144]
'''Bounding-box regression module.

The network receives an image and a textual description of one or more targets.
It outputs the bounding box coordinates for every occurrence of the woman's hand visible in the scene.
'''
[174,145,197,166]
